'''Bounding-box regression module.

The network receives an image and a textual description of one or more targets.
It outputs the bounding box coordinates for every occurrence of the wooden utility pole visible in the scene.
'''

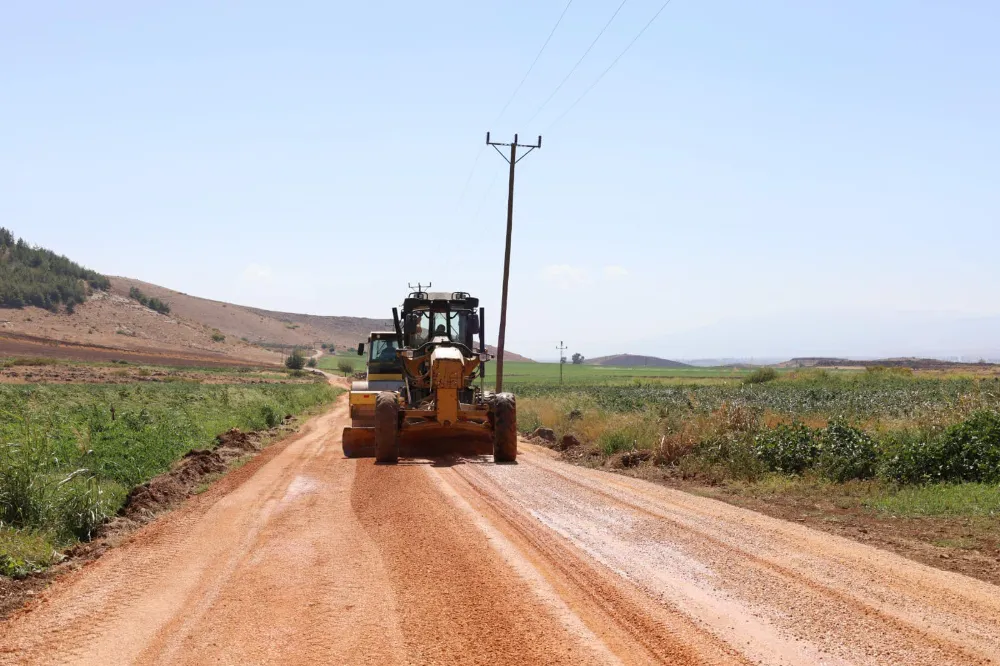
[557,340,568,384]
[486,132,542,393]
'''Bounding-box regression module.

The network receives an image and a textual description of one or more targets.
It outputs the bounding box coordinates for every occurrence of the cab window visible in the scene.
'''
[369,339,399,365]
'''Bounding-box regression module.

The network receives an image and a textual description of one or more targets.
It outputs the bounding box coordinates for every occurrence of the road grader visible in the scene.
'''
[341,289,517,463]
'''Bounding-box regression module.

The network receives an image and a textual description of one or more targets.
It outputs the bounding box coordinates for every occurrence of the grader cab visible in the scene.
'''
[341,290,517,463]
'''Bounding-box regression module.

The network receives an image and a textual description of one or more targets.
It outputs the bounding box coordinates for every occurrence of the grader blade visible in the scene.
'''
[397,425,494,458]
[341,427,375,458]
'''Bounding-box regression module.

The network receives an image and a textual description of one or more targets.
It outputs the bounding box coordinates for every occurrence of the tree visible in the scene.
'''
[337,360,354,376]
[571,353,585,365]
[285,348,306,370]
[306,357,317,368]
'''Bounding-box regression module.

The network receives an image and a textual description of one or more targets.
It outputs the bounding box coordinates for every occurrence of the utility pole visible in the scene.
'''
[556,340,568,384]
[486,132,542,393]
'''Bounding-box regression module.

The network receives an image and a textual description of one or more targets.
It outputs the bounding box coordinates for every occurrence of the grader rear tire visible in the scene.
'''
[493,392,517,463]
[375,392,399,464]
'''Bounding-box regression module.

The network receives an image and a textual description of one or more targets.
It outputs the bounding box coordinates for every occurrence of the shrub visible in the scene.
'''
[260,404,282,428]
[306,358,317,368]
[879,410,1000,484]
[745,367,778,384]
[337,360,355,376]
[128,286,170,314]
[753,422,819,474]
[598,429,636,456]
[211,332,225,343]
[689,432,765,482]
[817,422,878,481]
[285,349,306,370]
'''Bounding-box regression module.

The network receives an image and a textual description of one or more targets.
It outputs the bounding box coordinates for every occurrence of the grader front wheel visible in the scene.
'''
[375,392,399,464]
[493,392,517,463]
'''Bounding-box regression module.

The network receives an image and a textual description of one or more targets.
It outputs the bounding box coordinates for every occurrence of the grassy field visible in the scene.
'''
[317,350,365,375]
[509,364,1000,520]
[0,377,339,575]
[483,360,769,384]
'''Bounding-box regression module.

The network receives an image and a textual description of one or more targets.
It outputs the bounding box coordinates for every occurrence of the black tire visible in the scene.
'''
[493,392,517,463]
[375,392,399,464]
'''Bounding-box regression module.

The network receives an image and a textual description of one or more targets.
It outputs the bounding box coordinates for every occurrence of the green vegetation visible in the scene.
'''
[0,381,338,574]
[128,286,171,315]
[211,331,226,343]
[306,357,317,368]
[745,367,778,384]
[0,227,109,312]
[317,353,361,375]
[481,360,794,385]
[868,483,1000,517]
[284,349,307,370]
[513,366,1000,517]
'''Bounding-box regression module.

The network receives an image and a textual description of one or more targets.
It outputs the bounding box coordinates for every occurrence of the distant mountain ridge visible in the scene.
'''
[585,354,692,368]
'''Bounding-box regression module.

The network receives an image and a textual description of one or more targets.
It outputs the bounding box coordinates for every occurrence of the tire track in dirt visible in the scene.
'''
[430,463,751,666]
[350,460,617,665]
[451,445,1000,665]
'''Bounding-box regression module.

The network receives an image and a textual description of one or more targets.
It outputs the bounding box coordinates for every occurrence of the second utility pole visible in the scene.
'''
[556,340,568,384]
[487,132,541,393]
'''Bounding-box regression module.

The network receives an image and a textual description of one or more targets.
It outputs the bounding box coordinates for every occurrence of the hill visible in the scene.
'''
[110,278,532,361]
[0,228,109,311]
[585,354,692,368]
[0,229,531,366]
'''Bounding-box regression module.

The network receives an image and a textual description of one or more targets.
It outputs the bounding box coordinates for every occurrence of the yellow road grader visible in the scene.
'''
[341,289,517,463]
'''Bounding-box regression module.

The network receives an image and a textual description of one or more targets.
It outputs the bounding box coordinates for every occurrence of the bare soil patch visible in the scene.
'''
[0,360,313,385]
[0,332,271,368]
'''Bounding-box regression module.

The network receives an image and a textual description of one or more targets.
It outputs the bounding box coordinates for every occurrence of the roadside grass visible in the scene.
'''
[868,483,1000,517]
[0,527,58,577]
[0,381,340,573]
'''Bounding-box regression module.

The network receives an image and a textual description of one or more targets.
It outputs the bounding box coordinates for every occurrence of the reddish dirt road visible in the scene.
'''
[2,397,998,665]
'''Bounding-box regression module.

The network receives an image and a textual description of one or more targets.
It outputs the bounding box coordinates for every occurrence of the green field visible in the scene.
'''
[316,350,365,375]
[482,360,785,385]
[0,377,339,575]
[505,363,1000,521]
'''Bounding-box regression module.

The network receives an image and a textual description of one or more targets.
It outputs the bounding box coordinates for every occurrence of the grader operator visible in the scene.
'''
[341,290,517,463]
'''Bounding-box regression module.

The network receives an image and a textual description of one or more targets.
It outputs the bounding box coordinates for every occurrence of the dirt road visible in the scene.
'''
[3,398,998,665]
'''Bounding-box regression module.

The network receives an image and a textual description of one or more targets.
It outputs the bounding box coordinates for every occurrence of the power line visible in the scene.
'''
[471,164,502,223]
[493,0,576,126]
[524,0,630,128]
[546,0,675,132]
[457,145,487,207]
[459,1,574,208]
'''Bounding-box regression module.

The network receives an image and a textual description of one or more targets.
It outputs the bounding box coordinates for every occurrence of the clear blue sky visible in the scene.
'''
[3,1,998,360]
